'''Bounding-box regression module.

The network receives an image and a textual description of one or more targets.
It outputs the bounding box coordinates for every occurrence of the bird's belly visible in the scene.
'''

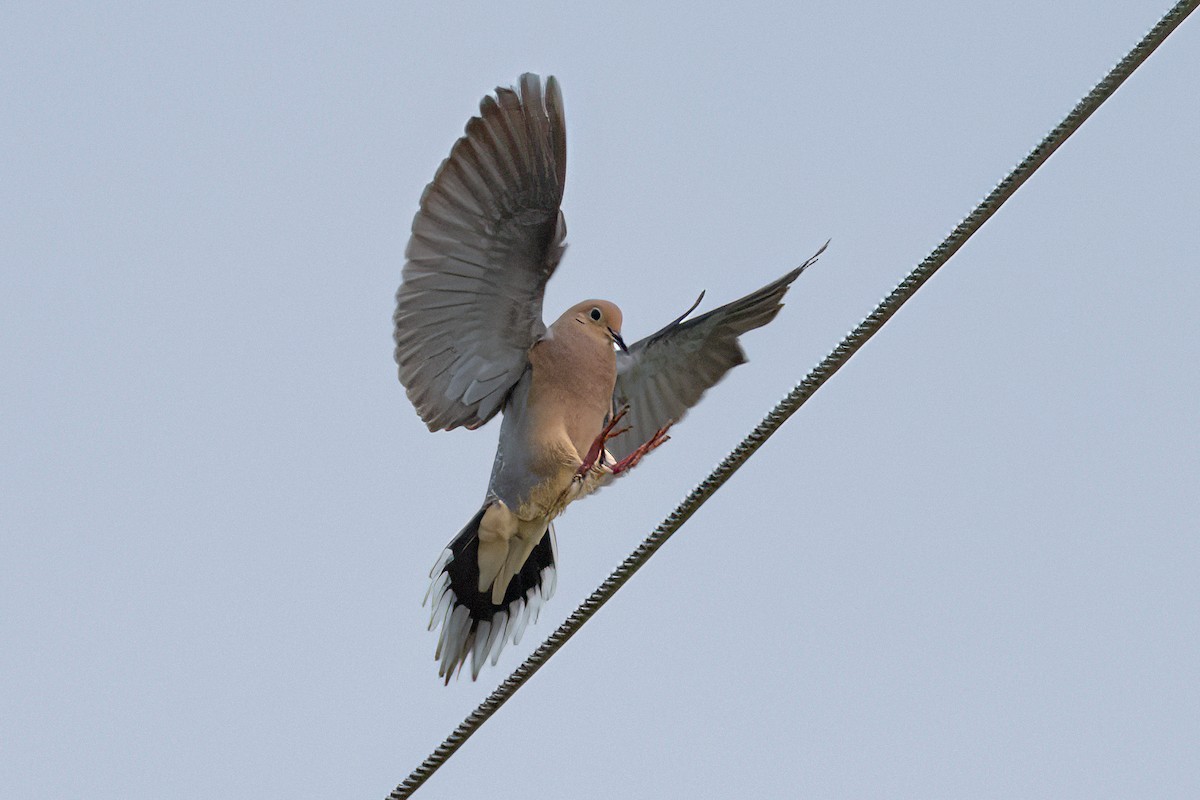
[493,395,611,522]
[517,456,581,521]
[560,401,610,459]
[514,422,616,520]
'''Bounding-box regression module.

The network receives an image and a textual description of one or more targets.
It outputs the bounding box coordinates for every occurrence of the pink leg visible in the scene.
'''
[575,406,631,480]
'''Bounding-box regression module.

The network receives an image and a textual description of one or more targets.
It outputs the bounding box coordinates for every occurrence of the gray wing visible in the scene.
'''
[609,246,825,461]
[394,73,567,431]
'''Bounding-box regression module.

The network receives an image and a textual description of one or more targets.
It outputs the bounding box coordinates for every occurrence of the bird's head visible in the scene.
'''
[563,300,627,353]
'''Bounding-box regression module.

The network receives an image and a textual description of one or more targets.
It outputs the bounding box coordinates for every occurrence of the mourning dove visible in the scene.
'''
[395,74,821,682]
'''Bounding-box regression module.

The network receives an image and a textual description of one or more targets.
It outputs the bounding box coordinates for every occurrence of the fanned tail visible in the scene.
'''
[424,508,558,683]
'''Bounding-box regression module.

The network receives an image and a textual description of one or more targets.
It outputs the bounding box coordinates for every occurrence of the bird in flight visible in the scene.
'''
[394,73,822,682]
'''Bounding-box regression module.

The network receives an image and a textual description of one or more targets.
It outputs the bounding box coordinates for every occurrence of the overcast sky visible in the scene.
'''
[3,2,1198,798]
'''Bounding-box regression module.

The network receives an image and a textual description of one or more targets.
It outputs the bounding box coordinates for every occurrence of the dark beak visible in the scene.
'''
[608,327,628,354]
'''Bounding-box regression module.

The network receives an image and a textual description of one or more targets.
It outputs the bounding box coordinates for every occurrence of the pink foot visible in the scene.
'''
[610,423,672,475]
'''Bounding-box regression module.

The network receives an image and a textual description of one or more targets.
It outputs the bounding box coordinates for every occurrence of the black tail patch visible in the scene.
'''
[425,507,558,683]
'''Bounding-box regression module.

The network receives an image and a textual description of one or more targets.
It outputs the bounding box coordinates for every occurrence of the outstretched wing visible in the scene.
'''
[395,73,568,431]
[609,245,825,461]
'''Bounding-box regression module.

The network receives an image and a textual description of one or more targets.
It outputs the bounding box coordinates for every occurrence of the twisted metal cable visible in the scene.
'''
[388,2,1198,796]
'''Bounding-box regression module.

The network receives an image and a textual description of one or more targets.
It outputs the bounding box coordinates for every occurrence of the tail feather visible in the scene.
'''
[425,508,558,683]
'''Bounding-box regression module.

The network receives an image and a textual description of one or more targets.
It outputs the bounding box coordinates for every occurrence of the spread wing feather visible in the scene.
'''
[610,245,825,460]
[395,74,567,431]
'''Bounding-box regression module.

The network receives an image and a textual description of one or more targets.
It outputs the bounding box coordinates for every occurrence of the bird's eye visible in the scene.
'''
[589,307,602,321]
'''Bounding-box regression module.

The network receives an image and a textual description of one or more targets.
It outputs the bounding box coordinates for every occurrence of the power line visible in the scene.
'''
[387,1,1199,796]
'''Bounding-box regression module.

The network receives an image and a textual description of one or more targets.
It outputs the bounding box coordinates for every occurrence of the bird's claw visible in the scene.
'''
[610,422,673,475]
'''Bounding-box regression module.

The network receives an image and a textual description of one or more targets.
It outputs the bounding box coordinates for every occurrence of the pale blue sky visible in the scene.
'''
[3,2,1198,798]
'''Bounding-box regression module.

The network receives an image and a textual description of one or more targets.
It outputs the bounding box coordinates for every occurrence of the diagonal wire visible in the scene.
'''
[388,1,1198,796]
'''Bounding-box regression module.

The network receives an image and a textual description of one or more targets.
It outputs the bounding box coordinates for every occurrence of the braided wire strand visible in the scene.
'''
[389,2,1199,796]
